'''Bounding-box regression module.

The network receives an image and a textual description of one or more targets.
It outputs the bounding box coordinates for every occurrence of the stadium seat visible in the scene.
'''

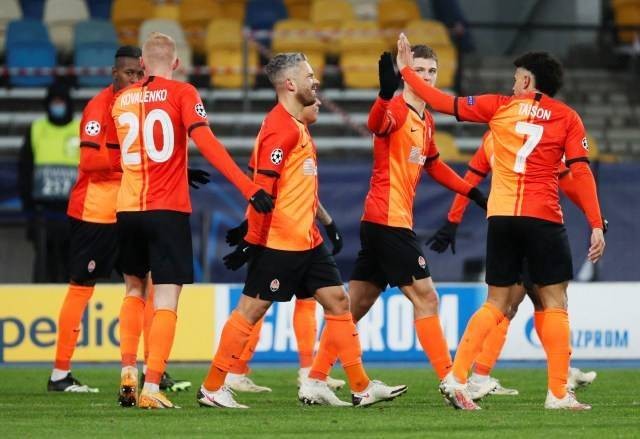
[272,19,325,81]
[111,0,153,45]
[284,0,311,20]
[6,19,50,46]
[205,18,244,52]
[339,20,388,88]
[153,2,180,20]
[1,1,23,53]
[74,19,117,47]
[245,0,288,47]
[179,0,221,55]
[434,132,463,162]
[73,19,118,86]
[346,0,378,20]
[205,19,257,88]
[19,0,45,20]
[377,0,420,45]
[7,40,56,87]
[43,0,90,54]
[310,0,355,54]
[612,0,640,43]
[405,19,454,47]
[219,0,248,22]
[86,0,112,19]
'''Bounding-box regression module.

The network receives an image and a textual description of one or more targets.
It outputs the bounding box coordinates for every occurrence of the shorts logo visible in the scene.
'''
[581,137,589,151]
[269,278,280,292]
[195,103,207,119]
[270,148,283,165]
[87,260,96,273]
[84,120,101,136]
[418,256,426,269]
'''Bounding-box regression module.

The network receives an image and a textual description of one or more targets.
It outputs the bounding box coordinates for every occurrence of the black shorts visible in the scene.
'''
[350,221,430,289]
[243,243,343,302]
[68,217,119,283]
[486,216,573,287]
[116,210,193,285]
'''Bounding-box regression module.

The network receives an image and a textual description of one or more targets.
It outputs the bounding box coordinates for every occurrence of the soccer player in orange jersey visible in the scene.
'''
[221,99,346,394]
[307,47,487,396]
[47,46,144,393]
[428,131,600,399]
[198,53,407,409]
[397,33,605,410]
[110,33,273,409]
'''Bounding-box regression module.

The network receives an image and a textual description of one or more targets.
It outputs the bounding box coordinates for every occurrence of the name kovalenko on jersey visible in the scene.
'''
[119,89,168,107]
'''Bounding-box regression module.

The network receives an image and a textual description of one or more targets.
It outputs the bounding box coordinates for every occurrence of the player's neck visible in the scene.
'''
[403,89,426,115]
[145,69,173,80]
[278,95,305,121]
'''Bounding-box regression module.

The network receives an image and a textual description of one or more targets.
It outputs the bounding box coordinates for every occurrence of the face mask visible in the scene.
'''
[49,103,67,119]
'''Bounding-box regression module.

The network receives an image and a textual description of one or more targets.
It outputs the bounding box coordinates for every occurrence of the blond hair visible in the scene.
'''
[142,32,177,70]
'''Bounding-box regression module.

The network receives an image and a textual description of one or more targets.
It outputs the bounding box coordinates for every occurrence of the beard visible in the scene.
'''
[296,88,316,106]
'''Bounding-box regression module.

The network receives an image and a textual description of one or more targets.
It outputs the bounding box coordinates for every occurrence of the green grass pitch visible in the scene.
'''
[1,366,638,438]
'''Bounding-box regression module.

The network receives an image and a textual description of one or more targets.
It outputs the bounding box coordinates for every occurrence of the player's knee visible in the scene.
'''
[321,289,350,316]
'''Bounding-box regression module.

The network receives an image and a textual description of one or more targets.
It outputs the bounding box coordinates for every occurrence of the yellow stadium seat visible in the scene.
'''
[341,52,379,88]
[205,19,244,51]
[284,0,311,20]
[613,1,640,43]
[311,0,355,53]
[405,19,454,47]
[434,132,463,162]
[179,0,222,54]
[219,0,248,22]
[208,48,259,88]
[272,19,326,81]
[432,45,457,88]
[377,0,420,45]
[153,3,180,20]
[338,20,387,54]
[112,0,154,45]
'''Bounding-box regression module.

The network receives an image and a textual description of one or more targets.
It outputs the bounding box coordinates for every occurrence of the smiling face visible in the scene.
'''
[289,60,319,106]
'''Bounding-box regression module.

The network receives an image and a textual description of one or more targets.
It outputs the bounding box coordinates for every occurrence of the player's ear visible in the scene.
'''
[172,57,180,72]
[285,77,296,93]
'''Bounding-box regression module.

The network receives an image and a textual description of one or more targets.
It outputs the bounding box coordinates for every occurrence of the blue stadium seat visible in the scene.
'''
[19,0,46,20]
[87,0,112,19]
[73,19,117,48]
[6,19,50,46]
[7,41,56,86]
[75,42,118,86]
[245,0,288,46]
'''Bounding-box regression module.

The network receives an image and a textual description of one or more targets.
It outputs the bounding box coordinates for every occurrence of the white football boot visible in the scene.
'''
[225,373,272,393]
[488,377,519,396]
[351,380,408,407]
[544,389,591,410]
[567,367,597,391]
[439,372,481,410]
[298,379,351,406]
[197,385,249,409]
[467,375,498,400]
[297,367,346,391]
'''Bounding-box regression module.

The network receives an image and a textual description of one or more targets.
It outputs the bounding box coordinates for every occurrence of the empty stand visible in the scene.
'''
[272,19,326,80]
[74,19,118,87]
[43,0,90,54]
[111,0,153,45]
[339,20,388,88]
[1,1,22,51]
[6,20,56,86]
[179,0,221,55]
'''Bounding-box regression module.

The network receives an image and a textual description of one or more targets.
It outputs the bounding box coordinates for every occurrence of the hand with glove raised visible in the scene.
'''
[426,221,459,254]
[378,52,400,100]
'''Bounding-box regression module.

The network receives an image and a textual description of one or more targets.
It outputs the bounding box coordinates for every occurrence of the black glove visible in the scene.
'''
[226,220,248,246]
[249,189,274,213]
[323,221,343,255]
[467,187,487,210]
[602,217,608,234]
[378,52,400,100]
[187,168,210,189]
[223,240,254,271]
[426,221,458,254]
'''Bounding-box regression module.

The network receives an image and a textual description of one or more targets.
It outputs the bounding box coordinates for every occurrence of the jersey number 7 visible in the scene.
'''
[514,121,543,173]
[118,109,174,165]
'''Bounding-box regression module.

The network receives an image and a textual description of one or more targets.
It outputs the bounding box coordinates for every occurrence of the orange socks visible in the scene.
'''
[54,284,94,370]
[314,313,369,392]
[308,328,337,381]
[142,284,155,364]
[294,299,317,368]
[534,310,545,344]
[230,318,263,374]
[474,316,510,376]
[119,296,145,367]
[204,311,254,391]
[540,308,570,398]
[145,309,178,385]
[452,302,504,383]
[415,315,452,380]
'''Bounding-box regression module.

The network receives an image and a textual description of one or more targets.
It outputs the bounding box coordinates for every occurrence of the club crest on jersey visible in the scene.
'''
[418,256,426,269]
[408,146,427,165]
[84,120,100,136]
[195,103,207,119]
[87,260,96,273]
[270,148,283,165]
[581,137,589,151]
[269,278,280,292]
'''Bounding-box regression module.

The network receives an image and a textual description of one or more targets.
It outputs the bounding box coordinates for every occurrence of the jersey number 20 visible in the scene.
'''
[514,121,543,173]
[119,109,174,165]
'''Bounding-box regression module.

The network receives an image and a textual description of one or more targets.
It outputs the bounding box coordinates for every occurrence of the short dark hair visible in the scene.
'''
[411,44,437,64]
[513,51,563,97]
[265,52,307,86]
[115,45,142,60]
